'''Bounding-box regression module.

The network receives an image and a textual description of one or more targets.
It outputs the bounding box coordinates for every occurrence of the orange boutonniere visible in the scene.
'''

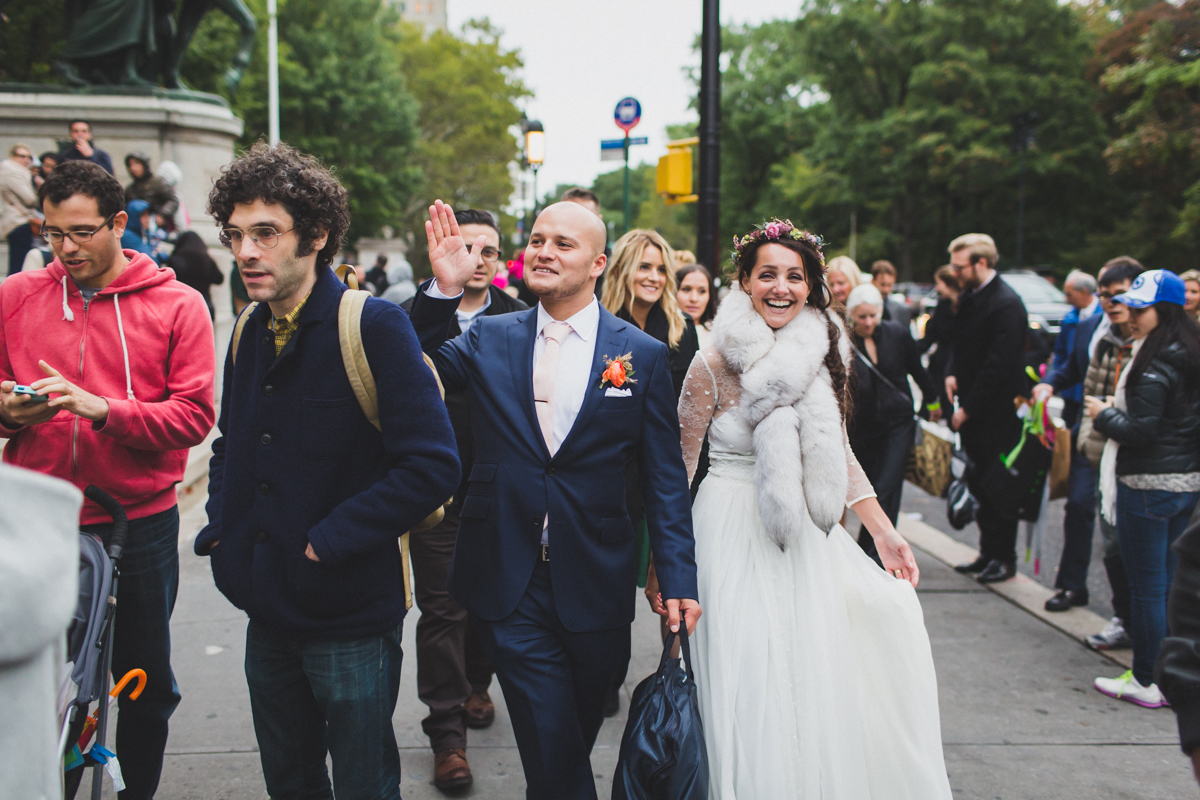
[599,352,637,389]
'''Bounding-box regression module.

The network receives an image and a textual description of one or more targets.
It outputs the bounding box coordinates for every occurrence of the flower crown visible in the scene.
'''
[732,219,826,268]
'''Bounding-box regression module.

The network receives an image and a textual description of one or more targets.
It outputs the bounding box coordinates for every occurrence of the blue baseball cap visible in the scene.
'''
[1112,269,1186,308]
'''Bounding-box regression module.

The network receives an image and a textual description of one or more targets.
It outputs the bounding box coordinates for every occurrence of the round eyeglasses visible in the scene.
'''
[219,226,294,252]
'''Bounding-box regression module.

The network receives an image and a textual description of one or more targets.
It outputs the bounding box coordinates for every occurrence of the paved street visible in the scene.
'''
[83,483,1196,799]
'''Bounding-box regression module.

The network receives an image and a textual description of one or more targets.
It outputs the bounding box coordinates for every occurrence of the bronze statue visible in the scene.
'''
[54,0,258,93]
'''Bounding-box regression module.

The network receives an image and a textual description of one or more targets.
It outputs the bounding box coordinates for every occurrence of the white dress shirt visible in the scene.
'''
[455,289,492,332]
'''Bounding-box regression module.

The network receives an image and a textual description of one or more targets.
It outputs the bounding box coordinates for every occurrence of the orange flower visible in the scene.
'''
[604,359,627,388]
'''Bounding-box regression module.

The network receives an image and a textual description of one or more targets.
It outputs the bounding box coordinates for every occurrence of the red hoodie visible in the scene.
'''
[0,251,215,524]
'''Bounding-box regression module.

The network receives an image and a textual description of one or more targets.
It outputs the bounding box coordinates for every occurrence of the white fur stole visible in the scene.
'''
[711,288,849,547]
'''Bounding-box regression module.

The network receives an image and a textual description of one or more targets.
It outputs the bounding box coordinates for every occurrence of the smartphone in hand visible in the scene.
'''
[12,385,49,404]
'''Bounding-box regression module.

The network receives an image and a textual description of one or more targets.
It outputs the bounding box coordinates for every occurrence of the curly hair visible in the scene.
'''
[38,160,125,219]
[733,234,851,420]
[207,141,349,269]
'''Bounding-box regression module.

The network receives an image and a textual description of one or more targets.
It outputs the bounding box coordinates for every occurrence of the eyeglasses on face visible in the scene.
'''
[44,213,116,244]
[219,226,294,251]
[465,243,501,263]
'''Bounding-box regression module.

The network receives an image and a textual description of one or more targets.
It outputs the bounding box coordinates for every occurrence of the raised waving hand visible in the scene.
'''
[425,200,488,296]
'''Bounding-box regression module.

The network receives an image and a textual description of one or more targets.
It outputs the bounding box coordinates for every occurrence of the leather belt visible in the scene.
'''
[540,544,550,562]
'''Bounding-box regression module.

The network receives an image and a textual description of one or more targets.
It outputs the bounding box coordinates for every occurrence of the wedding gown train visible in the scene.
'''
[680,346,953,799]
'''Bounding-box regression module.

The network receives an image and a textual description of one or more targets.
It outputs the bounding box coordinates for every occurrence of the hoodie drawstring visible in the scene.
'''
[112,294,135,400]
[61,276,75,322]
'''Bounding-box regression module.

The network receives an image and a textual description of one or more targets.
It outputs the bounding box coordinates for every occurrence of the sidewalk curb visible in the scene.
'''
[898,515,1134,670]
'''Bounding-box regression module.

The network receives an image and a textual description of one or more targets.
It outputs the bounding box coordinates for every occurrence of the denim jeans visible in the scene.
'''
[80,505,181,800]
[1055,449,1096,593]
[1116,484,1200,685]
[244,619,404,800]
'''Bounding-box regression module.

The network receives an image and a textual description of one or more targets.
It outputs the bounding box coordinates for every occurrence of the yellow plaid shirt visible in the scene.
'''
[272,290,313,355]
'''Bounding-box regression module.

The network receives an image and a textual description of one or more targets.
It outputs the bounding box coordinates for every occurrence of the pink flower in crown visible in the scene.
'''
[764,222,782,238]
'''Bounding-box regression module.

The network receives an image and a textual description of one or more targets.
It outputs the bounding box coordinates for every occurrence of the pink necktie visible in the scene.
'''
[534,321,572,455]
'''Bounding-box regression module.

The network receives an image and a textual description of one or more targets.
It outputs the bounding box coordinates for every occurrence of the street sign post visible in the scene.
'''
[613,97,642,235]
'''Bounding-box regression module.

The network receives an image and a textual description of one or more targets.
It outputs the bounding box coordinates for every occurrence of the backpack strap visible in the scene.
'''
[230,302,259,367]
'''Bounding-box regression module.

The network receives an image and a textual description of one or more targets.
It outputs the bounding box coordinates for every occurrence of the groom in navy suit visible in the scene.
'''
[408,201,701,799]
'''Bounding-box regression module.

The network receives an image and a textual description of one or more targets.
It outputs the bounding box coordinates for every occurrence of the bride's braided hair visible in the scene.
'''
[731,235,852,421]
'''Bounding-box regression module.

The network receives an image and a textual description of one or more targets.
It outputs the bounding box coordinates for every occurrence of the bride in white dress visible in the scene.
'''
[655,221,952,799]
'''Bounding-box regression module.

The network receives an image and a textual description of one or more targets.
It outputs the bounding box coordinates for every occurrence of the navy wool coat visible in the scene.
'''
[196,267,460,640]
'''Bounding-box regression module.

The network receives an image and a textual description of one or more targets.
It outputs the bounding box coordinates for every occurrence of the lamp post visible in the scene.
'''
[1012,112,1037,269]
[697,0,721,271]
[267,0,279,145]
[525,121,545,230]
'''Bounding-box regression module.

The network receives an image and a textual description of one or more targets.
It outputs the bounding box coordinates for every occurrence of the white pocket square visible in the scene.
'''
[605,387,632,398]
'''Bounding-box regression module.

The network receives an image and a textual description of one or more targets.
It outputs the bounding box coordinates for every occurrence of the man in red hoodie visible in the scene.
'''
[0,160,215,799]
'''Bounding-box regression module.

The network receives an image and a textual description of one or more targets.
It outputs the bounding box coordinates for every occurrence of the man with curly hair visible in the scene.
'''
[196,142,460,800]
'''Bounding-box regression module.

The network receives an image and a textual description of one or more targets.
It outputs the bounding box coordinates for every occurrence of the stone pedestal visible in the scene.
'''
[0,88,242,246]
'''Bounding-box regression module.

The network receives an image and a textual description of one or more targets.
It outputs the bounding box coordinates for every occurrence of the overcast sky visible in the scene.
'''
[445,0,804,208]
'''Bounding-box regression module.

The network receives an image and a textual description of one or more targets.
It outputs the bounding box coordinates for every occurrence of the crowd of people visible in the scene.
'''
[2,135,1200,799]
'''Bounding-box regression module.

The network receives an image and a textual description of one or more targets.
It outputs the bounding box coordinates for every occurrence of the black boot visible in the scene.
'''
[977,559,1016,583]
[955,554,990,574]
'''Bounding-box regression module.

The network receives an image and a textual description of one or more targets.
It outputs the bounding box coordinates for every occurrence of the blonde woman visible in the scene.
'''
[825,254,864,306]
[601,229,700,397]
[1181,269,1200,321]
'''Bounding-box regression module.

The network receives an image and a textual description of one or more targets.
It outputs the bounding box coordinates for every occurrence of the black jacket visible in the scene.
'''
[849,320,936,441]
[918,297,955,356]
[403,285,528,511]
[1094,341,1200,476]
[1158,518,1200,754]
[948,274,1028,420]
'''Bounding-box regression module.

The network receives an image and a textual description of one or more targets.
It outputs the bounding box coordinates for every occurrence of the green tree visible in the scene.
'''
[393,18,530,273]
[0,1,67,83]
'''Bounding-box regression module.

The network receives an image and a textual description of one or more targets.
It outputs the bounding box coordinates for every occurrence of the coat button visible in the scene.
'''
[258,482,270,495]
[545,466,556,476]
[262,336,271,346]
[264,385,274,396]
[260,433,272,445]
[256,530,267,544]
[532,516,541,526]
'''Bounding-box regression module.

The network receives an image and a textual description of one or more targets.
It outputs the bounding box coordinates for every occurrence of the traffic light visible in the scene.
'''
[657,137,698,204]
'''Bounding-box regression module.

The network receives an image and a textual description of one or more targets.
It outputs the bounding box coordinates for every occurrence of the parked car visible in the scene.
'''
[917,269,1069,337]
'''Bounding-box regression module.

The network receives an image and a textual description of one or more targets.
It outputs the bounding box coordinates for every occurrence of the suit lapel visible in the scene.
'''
[508,310,548,457]
[557,310,628,457]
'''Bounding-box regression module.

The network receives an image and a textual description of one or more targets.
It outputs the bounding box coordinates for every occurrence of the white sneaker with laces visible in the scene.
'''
[1094,670,1169,708]
[1086,617,1132,650]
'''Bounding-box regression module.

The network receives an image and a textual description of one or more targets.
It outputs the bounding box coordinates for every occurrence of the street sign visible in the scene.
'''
[614,97,641,132]
[601,137,648,161]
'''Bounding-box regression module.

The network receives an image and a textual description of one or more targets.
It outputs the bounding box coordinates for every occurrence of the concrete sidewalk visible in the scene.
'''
[94,483,1196,799]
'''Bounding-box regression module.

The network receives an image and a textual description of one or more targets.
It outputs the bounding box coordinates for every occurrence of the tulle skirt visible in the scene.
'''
[691,455,953,799]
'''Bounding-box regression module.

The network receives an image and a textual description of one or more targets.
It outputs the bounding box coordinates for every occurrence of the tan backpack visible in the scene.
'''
[230,267,447,609]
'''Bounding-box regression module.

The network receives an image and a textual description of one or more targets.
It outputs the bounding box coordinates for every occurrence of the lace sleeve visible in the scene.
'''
[844,429,878,507]
[678,350,719,484]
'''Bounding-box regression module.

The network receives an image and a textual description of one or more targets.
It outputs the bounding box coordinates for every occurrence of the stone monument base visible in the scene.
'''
[0,87,243,308]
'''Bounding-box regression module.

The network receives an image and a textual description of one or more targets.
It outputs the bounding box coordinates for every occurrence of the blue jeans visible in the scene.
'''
[1055,449,1096,593]
[1116,484,1200,685]
[80,505,181,800]
[244,619,404,800]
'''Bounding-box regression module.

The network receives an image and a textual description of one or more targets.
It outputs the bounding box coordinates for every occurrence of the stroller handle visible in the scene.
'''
[83,486,129,564]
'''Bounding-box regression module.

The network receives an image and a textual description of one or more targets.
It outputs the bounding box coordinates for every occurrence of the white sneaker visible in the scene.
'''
[1086,617,1132,650]
[1094,670,1169,708]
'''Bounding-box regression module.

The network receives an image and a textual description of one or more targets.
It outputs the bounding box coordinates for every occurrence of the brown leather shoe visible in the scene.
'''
[464,690,495,729]
[434,748,473,791]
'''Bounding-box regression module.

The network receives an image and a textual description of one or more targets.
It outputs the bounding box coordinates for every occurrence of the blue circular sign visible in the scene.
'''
[614,97,641,132]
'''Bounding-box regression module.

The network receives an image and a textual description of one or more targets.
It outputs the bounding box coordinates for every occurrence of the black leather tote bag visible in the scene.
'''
[613,626,709,800]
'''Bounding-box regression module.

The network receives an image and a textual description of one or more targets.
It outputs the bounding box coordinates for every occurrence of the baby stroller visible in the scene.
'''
[58,486,145,800]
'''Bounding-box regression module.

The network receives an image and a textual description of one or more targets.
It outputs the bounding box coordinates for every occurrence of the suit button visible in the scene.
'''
[258,482,270,495]
[545,466,556,476]
[532,516,541,526]
[262,336,271,346]
[264,384,274,396]
[256,530,267,544]
[260,433,272,445]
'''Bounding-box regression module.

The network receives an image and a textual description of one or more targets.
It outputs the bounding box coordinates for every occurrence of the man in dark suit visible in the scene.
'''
[945,233,1029,584]
[400,208,526,791]
[408,200,701,800]
[871,259,912,329]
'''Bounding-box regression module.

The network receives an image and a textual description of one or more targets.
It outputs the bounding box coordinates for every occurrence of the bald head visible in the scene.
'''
[536,202,608,259]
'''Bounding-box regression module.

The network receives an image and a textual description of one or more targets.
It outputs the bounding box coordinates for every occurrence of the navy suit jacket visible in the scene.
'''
[1045,311,1104,414]
[408,284,699,633]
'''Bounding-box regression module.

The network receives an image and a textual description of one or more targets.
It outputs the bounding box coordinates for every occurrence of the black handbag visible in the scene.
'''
[946,400,979,530]
[613,627,709,800]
